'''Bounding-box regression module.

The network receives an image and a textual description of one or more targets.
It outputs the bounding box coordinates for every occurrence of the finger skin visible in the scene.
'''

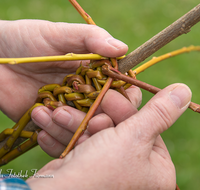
[47,22,129,57]
[0,20,128,59]
[88,113,115,135]
[31,106,86,157]
[33,87,135,155]
[0,20,128,122]
[37,130,66,157]
[31,106,76,145]
[98,88,141,125]
[31,106,86,137]
[27,84,191,190]
[82,87,141,141]
[33,86,141,155]
[77,113,115,144]
[125,85,142,108]
[69,84,191,190]
[116,83,192,155]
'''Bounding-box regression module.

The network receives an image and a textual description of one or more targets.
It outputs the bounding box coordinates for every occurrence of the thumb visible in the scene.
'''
[41,22,128,57]
[117,83,192,146]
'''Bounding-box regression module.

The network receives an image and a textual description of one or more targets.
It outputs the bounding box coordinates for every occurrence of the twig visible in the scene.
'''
[68,0,96,25]
[133,45,200,75]
[102,65,200,113]
[102,65,161,94]
[0,130,40,166]
[118,4,200,73]
[0,53,124,65]
[60,59,118,158]
[176,184,180,190]
[0,103,43,161]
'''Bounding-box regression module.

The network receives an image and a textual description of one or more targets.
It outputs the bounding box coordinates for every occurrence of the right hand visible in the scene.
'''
[29,83,191,190]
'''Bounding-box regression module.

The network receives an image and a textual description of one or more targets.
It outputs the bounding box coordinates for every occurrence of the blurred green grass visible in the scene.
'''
[0,0,200,188]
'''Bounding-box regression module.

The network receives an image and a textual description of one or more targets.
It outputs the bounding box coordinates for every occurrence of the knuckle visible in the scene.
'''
[148,100,174,132]
[126,86,142,108]
[54,128,72,146]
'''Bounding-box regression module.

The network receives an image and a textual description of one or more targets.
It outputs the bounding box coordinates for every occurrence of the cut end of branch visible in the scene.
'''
[189,102,200,113]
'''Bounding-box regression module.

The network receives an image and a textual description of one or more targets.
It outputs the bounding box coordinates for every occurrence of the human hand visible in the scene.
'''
[0,19,128,121]
[31,85,142,157]
[27,83,192,190]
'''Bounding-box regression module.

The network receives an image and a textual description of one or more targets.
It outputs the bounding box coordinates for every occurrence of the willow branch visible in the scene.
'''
[133,45,200,75]
[0,121,39,151]
[102,65,161,94]
[60,58,118,158]
[118,4,200,73]
[68,0,96,25]
[0,53,124,65]
[60,0,103,158]
[0,130,39,166]
[102,65,200,113]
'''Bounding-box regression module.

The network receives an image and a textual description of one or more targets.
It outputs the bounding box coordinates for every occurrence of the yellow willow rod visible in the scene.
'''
[0,53,125,65]
[133,45,200,75]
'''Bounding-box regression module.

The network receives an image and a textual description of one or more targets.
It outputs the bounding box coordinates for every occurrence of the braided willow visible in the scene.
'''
[0,59,133,165]
[0,1,200,188]
[1,53,200,165]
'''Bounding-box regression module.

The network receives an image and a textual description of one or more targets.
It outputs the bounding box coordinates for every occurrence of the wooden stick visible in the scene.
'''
[0,53,124,65]
[68,0,96,25]
[118,4,200,73]
[60,58,118,158]
[102,65,200,113]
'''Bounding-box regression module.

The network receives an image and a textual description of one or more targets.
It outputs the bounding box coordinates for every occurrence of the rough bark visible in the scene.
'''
[118,4,200,73]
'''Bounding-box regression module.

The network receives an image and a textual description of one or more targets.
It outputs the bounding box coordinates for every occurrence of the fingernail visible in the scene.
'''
[53,108,72,128]
[32,109,52,128]
[107,38,127,50]
[170,84,192,109]
[40,131,55,147]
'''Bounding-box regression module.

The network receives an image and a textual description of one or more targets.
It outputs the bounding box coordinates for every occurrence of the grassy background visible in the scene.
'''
[0,0,200,188]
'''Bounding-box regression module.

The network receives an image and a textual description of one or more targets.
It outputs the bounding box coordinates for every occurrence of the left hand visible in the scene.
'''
[0,19,128,121]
